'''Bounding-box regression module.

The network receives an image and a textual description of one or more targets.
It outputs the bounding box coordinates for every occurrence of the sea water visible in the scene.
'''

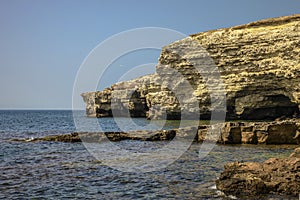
[0,110,296,199]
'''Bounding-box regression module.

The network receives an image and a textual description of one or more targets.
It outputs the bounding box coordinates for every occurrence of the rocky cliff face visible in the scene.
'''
[82,14,300,120]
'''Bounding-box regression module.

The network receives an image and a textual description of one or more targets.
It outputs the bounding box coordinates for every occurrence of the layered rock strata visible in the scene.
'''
[216,147,300,197]
[82,14,300,120]
[14,119,300,144]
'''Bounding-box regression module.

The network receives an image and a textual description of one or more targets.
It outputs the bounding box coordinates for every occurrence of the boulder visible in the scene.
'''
[216,147,300,197]
[220,123,242,144]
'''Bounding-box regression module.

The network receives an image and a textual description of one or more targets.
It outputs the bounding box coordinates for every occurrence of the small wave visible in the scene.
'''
[209,184,217,189]
[25,137,35,142]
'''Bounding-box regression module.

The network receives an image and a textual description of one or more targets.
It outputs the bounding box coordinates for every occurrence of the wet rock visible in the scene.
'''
[104,130,176,141]
[10,132,83,143]
[216,147,300,197]
[12,130,177,143]
[11,119,300,144]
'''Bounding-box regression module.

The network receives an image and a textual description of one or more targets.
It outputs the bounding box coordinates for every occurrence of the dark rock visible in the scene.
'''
[11,119,300,144]
[216,147,300,197]
[12,130,177,143]
[11,132,83,143]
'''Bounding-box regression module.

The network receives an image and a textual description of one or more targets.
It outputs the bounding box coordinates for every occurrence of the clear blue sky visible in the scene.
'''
[0,0,299,109]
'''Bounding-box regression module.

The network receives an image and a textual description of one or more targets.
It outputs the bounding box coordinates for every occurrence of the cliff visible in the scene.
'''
[82,14,300,120]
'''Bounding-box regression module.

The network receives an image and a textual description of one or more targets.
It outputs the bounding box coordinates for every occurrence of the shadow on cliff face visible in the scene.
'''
[92,89,299,121]
[228,93,299,120]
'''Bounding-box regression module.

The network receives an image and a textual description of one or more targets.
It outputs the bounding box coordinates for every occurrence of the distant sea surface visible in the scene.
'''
[0,110,296,199]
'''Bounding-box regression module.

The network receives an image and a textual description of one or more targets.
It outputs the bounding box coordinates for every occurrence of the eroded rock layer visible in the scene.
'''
[13,119,300,145]
[82,15,300,120]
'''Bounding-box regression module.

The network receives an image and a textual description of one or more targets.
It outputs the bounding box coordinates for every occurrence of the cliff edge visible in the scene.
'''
[82,14,300,120]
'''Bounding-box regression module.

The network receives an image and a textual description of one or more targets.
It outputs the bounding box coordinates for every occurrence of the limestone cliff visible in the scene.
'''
[82,14,300,120]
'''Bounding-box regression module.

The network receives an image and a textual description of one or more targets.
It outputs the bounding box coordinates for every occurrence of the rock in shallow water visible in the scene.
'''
[11,119,300,144]
[216,147,300,197]
[12,130,177,143]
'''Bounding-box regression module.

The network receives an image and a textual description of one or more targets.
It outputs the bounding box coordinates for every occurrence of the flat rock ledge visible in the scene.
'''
[216,147,300,198]
[11,130,177,143]
[12,119,300,144]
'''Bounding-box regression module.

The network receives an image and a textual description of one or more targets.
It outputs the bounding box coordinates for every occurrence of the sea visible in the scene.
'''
[0,110,297,200]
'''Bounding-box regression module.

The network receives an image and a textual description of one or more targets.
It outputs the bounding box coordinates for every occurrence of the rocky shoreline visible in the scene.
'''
[11,118,300,198]
[13,119,300,144]
[216,147,300,198]
[14,15,300,198]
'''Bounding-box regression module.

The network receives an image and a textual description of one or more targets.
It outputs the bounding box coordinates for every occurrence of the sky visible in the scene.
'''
[0,0,299,109]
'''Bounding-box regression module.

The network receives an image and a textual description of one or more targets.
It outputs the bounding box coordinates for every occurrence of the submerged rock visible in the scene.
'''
[216,147,300,197]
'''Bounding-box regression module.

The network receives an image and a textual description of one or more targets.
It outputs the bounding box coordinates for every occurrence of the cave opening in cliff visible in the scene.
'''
[233,94,299,120]
[128,90,149,118]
